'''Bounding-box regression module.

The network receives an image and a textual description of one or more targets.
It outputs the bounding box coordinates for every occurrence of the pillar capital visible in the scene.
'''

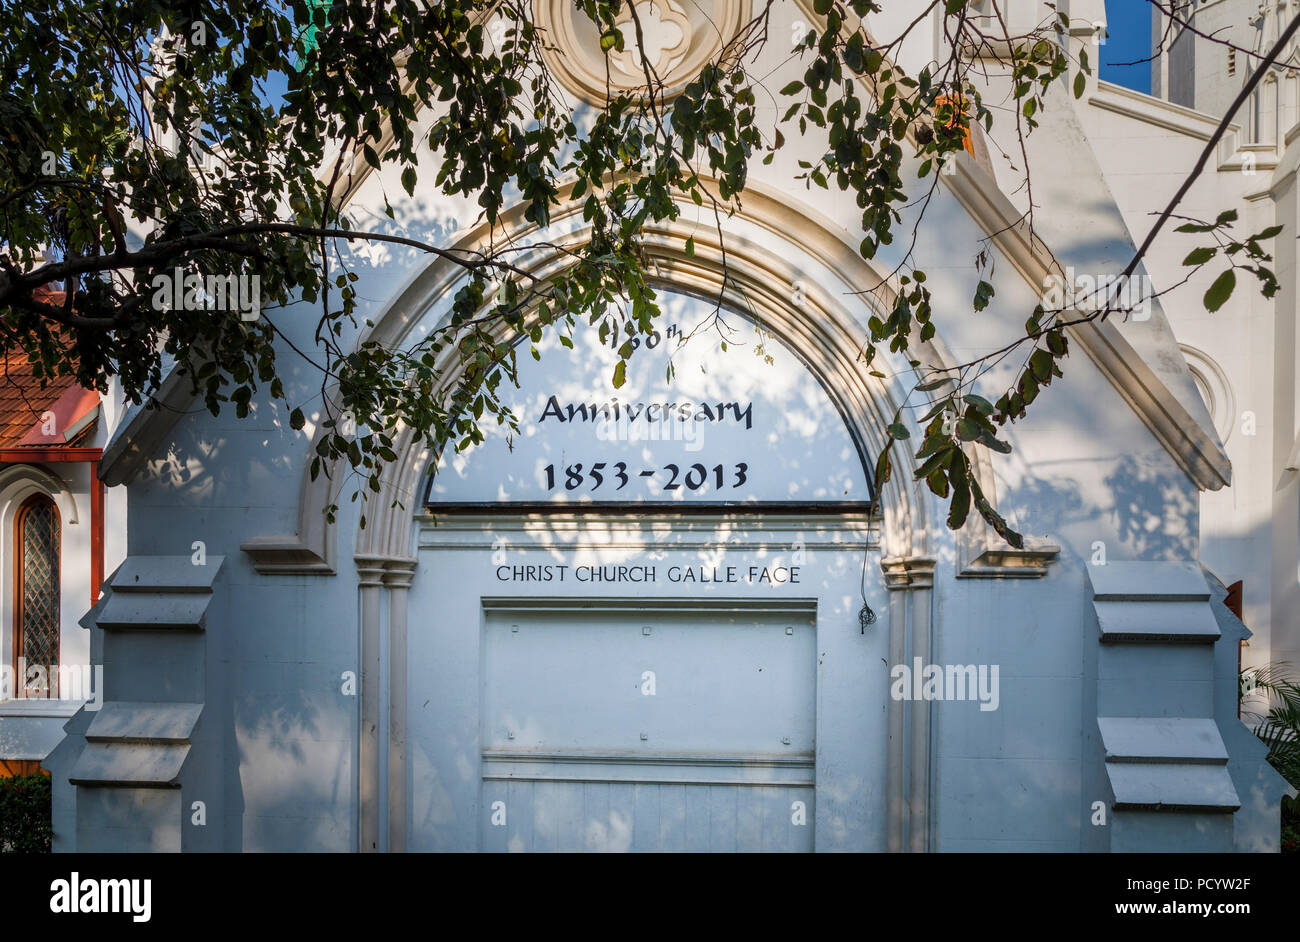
[355,553,416,588]
[881,556,937,590]
[381,557,418,589]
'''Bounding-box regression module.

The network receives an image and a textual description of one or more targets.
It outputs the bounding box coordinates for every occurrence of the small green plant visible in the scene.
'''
[1241,664,1300,853]
[0,772,52,853]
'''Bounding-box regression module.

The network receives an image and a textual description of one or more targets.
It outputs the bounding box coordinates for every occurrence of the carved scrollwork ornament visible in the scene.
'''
[534,0,752,105]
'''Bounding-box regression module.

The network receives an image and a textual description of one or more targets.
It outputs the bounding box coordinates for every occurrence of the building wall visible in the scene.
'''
[0,444,127,766]
[44,0,1292,851]
[108,114,1226,853]
[1076,0,1300,681]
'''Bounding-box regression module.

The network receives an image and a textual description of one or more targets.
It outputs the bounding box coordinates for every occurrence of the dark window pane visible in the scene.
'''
[18,499,59,694]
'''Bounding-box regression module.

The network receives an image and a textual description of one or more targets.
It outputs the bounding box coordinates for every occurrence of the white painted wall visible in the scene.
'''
[46,0,1290,851]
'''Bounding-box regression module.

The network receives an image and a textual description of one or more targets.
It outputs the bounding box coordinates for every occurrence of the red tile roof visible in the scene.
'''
[0,287,100,450]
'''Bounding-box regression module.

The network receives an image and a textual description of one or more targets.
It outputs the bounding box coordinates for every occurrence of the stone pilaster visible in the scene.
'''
[383,560,416,853]
[354,555,388,853]
[881,556,936,853]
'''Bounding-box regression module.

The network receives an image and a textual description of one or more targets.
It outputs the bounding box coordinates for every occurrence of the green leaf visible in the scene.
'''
[401,167,416,196]
[947,470,971,529]
[972,479,1023,549]
[875,447,893,487]
[1204,268,1236,312]
[612,360,627,389]
[1073,71,1086,98]
[976,428,1013,454]
[1019,372,1040,406]
[1029,348,1054,382]
[1182,246,1216,266]
[916,438,952,473]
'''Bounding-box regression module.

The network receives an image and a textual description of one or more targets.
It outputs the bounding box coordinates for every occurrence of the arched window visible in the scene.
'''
[14,495,59,698]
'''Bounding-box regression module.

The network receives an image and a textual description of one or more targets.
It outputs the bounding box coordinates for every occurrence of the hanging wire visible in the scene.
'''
[859,535,877,633]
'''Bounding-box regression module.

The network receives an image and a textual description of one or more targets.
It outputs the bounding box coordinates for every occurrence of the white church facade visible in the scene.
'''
[0,0,1295,852]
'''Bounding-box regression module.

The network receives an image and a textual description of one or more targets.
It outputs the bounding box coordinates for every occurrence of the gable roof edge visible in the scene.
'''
[940,153,1232,491]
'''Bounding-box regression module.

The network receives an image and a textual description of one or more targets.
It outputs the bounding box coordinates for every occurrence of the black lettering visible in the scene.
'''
[539,396,566,422]
[731,402,754,429]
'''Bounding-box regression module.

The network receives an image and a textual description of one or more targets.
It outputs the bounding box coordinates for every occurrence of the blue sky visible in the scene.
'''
[1100,0,1153,94]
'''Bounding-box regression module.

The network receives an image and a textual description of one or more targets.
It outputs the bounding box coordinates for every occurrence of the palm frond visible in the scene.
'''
[1242,663,1300,789]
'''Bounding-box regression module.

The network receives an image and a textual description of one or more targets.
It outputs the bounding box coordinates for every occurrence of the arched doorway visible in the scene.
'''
[318,182,959,851]
[402,291,888,851]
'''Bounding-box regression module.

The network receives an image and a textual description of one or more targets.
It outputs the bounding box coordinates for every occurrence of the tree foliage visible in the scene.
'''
[1243,664,1300,791]
[0,0,1284,539]
[0,772,52,853]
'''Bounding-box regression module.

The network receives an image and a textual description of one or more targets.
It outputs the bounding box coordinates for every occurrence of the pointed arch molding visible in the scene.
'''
[239,180,1007,574]
[0,464,80,526]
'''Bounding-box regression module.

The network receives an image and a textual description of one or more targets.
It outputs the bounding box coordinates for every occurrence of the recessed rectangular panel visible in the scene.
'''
[479,605,816,852]
[482,609,814,756]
